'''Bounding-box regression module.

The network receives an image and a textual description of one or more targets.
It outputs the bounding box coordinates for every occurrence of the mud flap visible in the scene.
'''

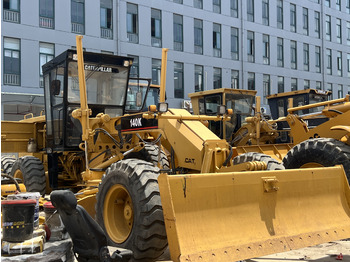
[158,166,350,262]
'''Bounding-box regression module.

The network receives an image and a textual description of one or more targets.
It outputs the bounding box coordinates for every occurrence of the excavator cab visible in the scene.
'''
[42,50,136,152]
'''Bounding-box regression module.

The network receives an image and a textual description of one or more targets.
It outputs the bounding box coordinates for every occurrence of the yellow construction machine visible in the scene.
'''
[2,36,350,262]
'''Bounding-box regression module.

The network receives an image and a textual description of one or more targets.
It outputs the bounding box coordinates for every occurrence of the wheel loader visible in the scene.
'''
[2,36,350,262]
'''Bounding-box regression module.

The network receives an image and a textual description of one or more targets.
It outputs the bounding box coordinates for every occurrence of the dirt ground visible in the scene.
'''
[247,240,350,262]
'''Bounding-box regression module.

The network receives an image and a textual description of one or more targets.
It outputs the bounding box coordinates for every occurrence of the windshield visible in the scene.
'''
[67,61,129,106]
[309,94,328,113]
[225,94,254,115]
[125,79,151,111]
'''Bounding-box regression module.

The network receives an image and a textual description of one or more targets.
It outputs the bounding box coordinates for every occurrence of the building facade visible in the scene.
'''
[2,0,350,120]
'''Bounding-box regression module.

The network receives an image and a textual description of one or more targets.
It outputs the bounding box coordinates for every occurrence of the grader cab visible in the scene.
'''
[2,36,350,262]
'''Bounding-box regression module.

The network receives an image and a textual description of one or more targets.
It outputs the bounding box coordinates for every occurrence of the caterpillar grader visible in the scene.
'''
[2,36,350,262]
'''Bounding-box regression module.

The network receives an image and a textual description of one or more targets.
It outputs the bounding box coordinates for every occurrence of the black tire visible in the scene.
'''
[1,156,16,174]
[10,156,46,195]
[283,138,350,181]
[233,152,285,170]
[125,144,170,169]
[96,159,167,261]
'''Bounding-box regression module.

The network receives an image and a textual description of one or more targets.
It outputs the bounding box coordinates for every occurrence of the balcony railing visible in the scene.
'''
[127,33,138,43]
[151,37,161,47]
[4,74,20,86]
[101,28,113,39]
[4,10,20,23]
[40,17,54,29]
[72,23,85,34]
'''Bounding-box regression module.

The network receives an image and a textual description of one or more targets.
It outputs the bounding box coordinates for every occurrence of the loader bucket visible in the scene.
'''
[158,166,350,262]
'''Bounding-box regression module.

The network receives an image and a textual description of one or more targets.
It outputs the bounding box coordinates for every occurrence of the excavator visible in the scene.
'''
[2,36,350,262]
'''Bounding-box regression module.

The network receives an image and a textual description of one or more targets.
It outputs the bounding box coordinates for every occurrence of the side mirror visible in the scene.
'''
[51,80,61,96]
[136,92,142,107]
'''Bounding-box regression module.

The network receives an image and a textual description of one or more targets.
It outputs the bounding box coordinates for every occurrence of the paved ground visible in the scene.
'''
[247,240,350,262]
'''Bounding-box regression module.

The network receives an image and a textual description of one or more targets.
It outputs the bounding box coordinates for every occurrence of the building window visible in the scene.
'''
[290,4,296,33]
[213,68,222,89]
[262,0,269,26]
[315,11,320,38]
[263,34,269,65]
[127,3,138,43]
[174,62,184,98]
[101,0,112,39]
[338,84,344,98]
[326,49,332,75]
[129,55,139,78]
[151,9,162,47]
[231,0,238,18]
[40,0,54,29]
[3,0,20,23]
[347,0,350,13]
[291,78,297,91]
[290,40,297,69]
[315,46,321,73]
[326,83,333,99]
[336,0,341,10]
[278,76,284,93]
[277,0,283,29]
[247,31,254,63]
[71,0,84,34]
[277,38,284,67]
[231,70,239,89]
[337,51,343,76]
[174,14,183,51]
[247,0,254,22]
[326,15,331,41]
[231,27,239,60]
[247,72,255,90]
[303,43,309,71]
[263,74,270,104]
[39,42,54,88]
[316,81,322,90]
[194,19,203,55]
[3,37,20,86]
[194,0,203,9]
[213,23,221,58]
[325,0,330,7]
[151,59,161,85]
[347,22,350,45]
[336,19,342,44]
[195,65,204,92]
[174,0,183,4]
[347,53,350,77]
[303,8,308,35]
[213,0,221,13]
[304,80,310,90]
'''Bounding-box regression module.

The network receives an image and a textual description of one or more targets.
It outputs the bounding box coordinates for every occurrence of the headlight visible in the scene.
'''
[217,105,226,115]
[158,102,168,113]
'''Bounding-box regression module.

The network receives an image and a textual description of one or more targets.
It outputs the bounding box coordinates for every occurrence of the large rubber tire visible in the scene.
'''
[96,159,167,261]
[125,144,170,169]
[283,138,350,181]
[233,152,285,170]
[1,156,16,174]
[10,156,46,195]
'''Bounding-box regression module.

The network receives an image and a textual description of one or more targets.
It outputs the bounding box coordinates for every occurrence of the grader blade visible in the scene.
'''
[158,166,350,262]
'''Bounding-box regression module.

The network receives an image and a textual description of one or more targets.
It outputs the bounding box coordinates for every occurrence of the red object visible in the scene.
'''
[336,253,343,260]
[43,201,55,209]
[1,199,36,205]
[44,224,51,241]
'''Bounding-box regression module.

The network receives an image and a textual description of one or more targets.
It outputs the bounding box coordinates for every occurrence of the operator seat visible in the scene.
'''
[50,190,132,262]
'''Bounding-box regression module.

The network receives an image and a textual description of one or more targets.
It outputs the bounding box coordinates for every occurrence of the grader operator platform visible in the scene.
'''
[2,36,350,262]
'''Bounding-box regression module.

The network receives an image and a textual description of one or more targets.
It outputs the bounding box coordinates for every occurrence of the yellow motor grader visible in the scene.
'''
[2,36,350,262]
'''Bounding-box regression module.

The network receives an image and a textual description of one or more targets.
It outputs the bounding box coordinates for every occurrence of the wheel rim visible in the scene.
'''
[13,169,23,181]
[300,162,324,168]
[104,184,134,243]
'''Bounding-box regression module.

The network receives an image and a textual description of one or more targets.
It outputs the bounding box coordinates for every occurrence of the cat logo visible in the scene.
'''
[130,118,142,128]
[185,158,195,164]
